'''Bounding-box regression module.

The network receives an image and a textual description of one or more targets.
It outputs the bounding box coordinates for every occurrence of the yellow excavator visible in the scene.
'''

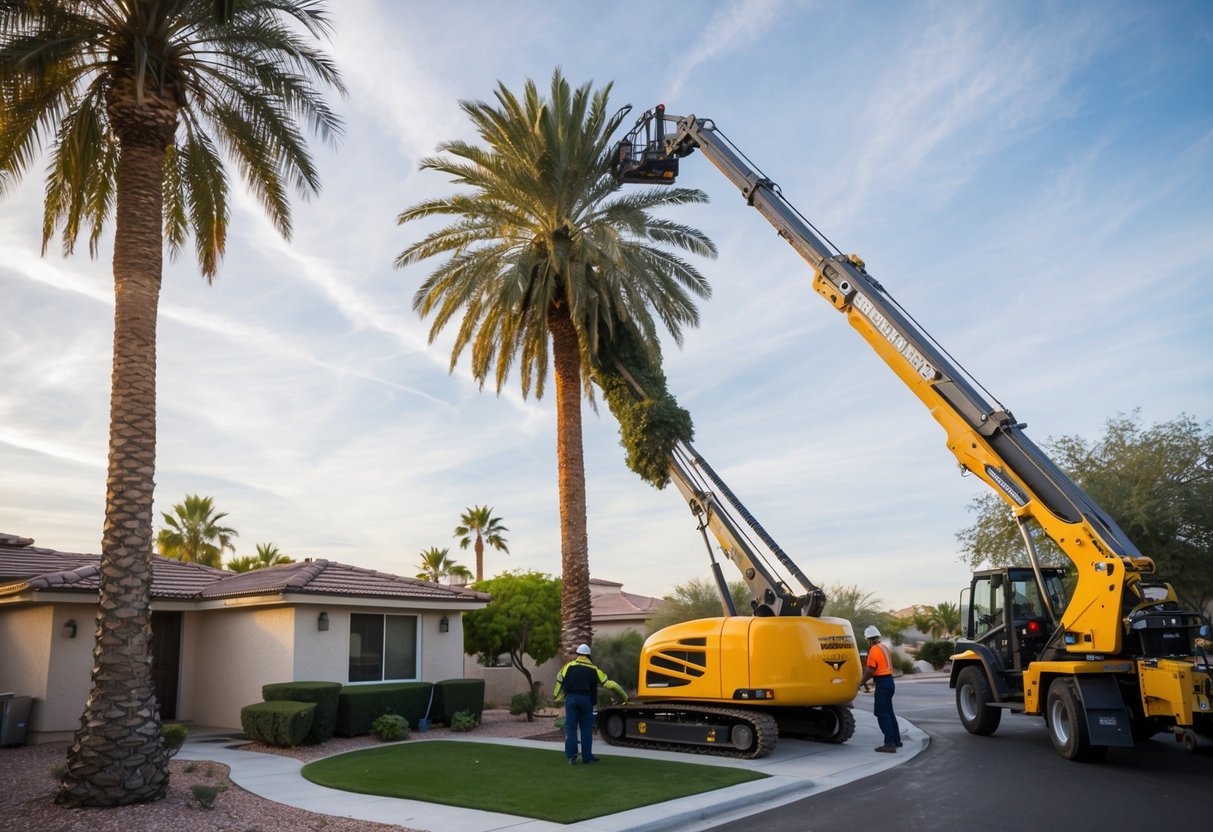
[594,429,863,759]
[608,105,1213,762]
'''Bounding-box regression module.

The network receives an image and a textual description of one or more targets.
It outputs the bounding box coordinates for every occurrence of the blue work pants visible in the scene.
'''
[563,693,596,761]
[873,675,901,746]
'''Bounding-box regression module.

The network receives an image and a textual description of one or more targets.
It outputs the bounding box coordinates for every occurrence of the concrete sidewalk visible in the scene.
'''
[177,709,925,832]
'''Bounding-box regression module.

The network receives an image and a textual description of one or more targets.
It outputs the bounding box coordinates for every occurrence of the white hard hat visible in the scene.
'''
[864,625,881,640]
[575,643,592,655]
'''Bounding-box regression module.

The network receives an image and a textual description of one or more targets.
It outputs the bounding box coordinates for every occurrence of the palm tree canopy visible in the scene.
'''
[0,0,346,277]
[156,493,237,567]
[228,542,293,572]
[455,505,510,553]
[396,68,716,398]
[415,546,470,582]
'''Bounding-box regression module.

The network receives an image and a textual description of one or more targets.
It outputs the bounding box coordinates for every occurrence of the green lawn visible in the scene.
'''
[301,741,767,823]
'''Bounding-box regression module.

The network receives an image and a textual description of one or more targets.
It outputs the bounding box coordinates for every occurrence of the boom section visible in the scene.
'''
[666,439,825,618]
[616,107,1155,655]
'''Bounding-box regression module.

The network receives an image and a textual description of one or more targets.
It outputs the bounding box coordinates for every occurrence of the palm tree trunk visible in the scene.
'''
[58,133,170,806]
[475,535,484,583]
[548,301,593,659]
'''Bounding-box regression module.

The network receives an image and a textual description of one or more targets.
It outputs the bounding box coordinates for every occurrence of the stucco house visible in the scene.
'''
[0,533,489,744]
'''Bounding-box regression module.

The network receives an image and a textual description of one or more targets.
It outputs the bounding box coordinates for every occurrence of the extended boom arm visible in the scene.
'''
[616,106,1157,655]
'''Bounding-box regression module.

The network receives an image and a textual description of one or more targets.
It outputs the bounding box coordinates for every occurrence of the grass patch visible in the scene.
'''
[301,741,767,823]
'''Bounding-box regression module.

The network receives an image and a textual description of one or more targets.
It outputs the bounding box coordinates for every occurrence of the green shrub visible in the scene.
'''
[262,681,342,744]
[917,640,956,670]
[509,690,541,720]
[335,682,432,737]
[162,722,189,758]
[240,700,316,747]
[449,710,478,732]
[190,783,223,809]
[371,713,410,742]
[430,678,485,725]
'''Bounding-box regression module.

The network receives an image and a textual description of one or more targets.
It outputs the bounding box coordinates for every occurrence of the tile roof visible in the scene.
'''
[197,559,489,603]
[591,587,665,619]
[0,535,488,606]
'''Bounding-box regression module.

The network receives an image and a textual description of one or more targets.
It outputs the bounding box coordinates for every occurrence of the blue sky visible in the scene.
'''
[1,0,1211,611]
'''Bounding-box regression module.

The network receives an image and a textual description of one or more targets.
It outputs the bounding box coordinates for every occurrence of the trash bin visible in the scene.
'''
[0,693,33,746]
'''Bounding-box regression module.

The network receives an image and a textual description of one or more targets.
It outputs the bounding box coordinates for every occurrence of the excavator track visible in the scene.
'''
[772,704,856,744]
[596,703,780,758]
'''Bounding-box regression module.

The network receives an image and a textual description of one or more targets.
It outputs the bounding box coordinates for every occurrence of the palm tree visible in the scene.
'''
[415,546,473,583]
[919,602,961,639]
[227,542,294,573]
[454,505,510,582]
[0,1,343,806]
[397,70,715,658]
[156,494,237,567]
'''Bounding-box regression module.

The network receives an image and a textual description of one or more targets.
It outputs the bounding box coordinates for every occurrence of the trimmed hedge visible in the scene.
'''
[430,678,485,725]
[335,682,432,737]
[240,700,316,747]
[263,681,342,744]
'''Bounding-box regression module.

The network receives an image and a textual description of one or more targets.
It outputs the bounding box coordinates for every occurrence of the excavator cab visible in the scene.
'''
[963,567,1066,672]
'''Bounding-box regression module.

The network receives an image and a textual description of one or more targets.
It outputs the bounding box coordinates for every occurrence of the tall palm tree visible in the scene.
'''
[156,494,237,567]
[415,546,472,583]
[454,505,510,582]
[0,0,343,806]
[397,70,715,658]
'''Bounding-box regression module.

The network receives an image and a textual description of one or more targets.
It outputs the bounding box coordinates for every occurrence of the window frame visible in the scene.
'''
[347,612,420,684]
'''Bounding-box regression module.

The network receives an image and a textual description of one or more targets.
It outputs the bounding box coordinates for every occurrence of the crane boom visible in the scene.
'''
[615,105,1151,656]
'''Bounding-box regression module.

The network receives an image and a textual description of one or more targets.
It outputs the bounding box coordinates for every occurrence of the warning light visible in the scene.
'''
[1025,620,1042,635]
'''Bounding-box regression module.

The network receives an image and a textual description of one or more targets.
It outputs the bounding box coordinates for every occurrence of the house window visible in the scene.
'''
[348,613,418,682]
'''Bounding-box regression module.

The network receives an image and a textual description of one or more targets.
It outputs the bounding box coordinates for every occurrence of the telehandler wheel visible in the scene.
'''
[955,666,1001,735]
[1046,679,1107,762]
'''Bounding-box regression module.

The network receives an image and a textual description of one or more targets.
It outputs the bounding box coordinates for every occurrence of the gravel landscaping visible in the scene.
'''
[1,709,563,832]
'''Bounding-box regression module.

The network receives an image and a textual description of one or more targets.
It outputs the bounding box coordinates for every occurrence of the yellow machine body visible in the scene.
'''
[638,615,860,707]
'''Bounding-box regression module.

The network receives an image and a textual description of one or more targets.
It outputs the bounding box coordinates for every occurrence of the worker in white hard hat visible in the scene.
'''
[859,625,902,752]
[553,643,627,764]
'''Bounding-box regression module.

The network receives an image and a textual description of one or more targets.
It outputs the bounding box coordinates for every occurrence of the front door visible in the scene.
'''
[150,611,182,720]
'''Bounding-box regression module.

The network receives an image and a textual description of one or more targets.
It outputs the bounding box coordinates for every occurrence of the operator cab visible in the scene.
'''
[962,567,1068,670]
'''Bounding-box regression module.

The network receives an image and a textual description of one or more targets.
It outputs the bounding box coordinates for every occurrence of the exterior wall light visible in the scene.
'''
[317,611,330,631]
[63,619,77,639]
[439,615,450,633]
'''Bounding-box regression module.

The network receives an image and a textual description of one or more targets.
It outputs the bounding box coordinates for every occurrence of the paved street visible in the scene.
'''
[709,675,1213,832]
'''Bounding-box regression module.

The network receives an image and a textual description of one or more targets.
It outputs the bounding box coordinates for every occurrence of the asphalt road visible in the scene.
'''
[711,675,1213,832]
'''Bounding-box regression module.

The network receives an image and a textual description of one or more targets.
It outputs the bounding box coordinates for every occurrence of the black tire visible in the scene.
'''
[817,705,856,745]
[730,722,756,752]
[1046,679,1107,762]
[955,666,1002,735]
[600,710,626,743]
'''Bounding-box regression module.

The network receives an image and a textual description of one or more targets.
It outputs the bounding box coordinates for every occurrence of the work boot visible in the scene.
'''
[874,745,896,753]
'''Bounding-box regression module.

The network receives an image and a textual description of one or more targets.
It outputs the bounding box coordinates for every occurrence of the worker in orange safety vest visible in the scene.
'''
[859,625,902,752]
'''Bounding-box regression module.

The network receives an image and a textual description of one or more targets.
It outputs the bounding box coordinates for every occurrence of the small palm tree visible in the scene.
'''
[156,495,237,568]
[454,505,510,582]
[0,3,344,804]
[227,542,293,573]
[398,70,715,657]
[415,547,472,583]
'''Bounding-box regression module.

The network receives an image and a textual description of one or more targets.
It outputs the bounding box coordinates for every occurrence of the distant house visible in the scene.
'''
[0,533,488,744]
[464,577,666,705]
[588,577,665,638]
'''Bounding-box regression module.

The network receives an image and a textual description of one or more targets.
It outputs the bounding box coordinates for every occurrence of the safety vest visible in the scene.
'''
[555,657,609,697]
[867,641,894,677]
